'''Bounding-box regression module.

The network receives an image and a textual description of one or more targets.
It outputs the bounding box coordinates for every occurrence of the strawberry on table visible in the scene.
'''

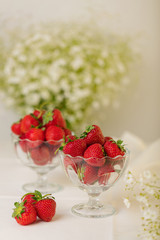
[83,143,106,167]
[21,194,37,205]
[20,114,40,134]
[12,201,37,225]
[31,190,56,222]
[45,125,65,145]
[80,125,105,146]
[30,144,51,166]
[25,128,45,149]
[77,163,98,184]
[104,139,126,158]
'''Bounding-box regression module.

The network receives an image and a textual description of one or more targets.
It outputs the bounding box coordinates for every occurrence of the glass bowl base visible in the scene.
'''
[71,203,116,218]
[22,182,62,194]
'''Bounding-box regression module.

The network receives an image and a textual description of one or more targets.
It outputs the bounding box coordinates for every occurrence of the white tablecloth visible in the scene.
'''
[1,132,159,240]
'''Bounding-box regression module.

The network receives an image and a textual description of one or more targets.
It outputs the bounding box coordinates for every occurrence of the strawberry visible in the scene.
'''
[22,194,37,205]
[32,190,56,222]
[104,139,126,158]
[77,163,98,184]
[80,125,105,146]
[63,128,72,137]
[104,136,113,144]
[62,138,87,158]
[12,201,37,225]
[25,128,45,149]
[65,135,76,143]
[83,143,106,167]
[45,125,65,145]
[11,121,22,135]
[98,162,115,177]
[30,144,51,165]
[19,134,29,153]
[20,114,39,134]
[33,109,45,122]
[63,156,78,173]
[43,109,66,128]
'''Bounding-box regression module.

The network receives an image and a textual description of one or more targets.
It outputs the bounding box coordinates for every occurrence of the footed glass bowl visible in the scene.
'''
[12,134,62,193]
[60,149,129,218]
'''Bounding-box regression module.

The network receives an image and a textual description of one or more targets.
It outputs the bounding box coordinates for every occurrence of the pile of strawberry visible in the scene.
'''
[61,125,126,185]
[12,190,56,225]
[11,108,71,166]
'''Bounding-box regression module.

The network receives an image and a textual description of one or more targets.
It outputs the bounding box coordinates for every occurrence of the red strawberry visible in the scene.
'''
[45,125,65,145]
[63,128,72,137]
[63,138,87,158]
[48,144,60,158]
[33,109,45,122]
[20,114,40,134]
[12,201,37,225]
[65,135,76,143]
[32,190,56,222]
[63,156,78,173]
[104,139,125,158]
[30,145,51,165]
[43,109,66,128]
[77,163,98,184]
[22,194,37,205]
[25,128,44,148]
[80,125,105,146]
[19,134,29,153]
[83,143,105,167]
[104,136,113,144]
[98,162,115,177]
[11,121,22,135]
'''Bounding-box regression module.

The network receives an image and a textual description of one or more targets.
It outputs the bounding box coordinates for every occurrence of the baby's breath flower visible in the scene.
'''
[123,198,131,208]
[123,170,160,239]
[0,22,136,130]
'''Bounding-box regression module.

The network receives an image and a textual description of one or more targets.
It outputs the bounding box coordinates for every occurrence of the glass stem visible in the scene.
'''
[36,173,47,188]
[87,193,103,209]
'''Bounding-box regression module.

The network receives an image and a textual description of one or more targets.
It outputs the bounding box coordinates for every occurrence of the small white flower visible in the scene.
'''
[123,198,131,208]
[142,208,158,221]
[136,195,148,207]
[25,93,40,105]
[124,171,134,185]
[143,170,152,179]
[71,57,83,70]
[117,62,125,73]
[8,76,21,84]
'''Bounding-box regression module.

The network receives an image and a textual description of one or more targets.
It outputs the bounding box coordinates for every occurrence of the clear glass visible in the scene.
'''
[12,134,63,193]
[60,149,129,218]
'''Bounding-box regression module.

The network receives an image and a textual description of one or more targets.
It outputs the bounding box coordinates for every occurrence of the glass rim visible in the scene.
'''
[60,148,130,161]
[11,132,63,144]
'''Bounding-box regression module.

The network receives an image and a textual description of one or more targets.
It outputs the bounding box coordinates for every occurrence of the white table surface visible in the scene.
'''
[0,140,141,240]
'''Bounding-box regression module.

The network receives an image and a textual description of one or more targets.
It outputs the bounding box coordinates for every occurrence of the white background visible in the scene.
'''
[0,0,160,143]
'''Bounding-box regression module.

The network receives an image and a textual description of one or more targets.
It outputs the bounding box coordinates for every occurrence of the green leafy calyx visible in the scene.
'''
[42,110,54,125]
[80,125,94,139]
[12,201,26,219]
[110,139,126,152]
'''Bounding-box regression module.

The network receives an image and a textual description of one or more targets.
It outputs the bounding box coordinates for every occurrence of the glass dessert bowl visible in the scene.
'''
[12,133,62,193]
[60,149,129,218]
